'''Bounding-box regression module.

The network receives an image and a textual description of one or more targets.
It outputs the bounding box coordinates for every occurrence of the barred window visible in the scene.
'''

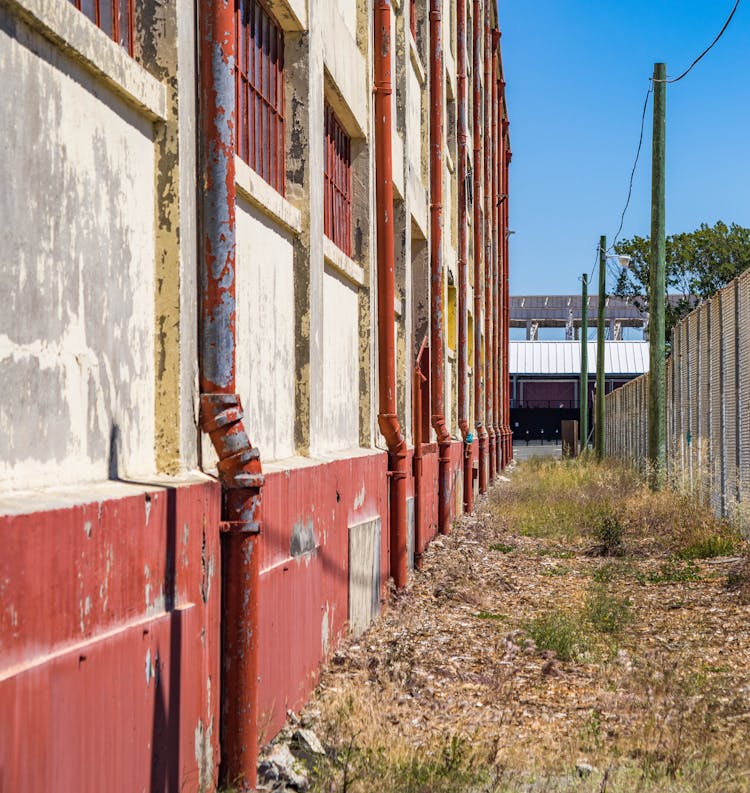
[69,0,135,55]
[235,0,286,194]
[324,104,352,257]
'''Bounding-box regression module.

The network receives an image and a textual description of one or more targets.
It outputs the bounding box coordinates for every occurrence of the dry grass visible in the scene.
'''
[298,458,750,792]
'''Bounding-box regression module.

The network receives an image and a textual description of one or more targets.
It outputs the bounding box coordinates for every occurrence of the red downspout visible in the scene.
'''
[484,15,495,484]
[472,0,487,494]
[375,1,409,589]
[492,32,502,473]
[198,0,263,787]
[429,0,452,534]
[413,339,427,566]
[456,0,472,514]
[503,121,512,464]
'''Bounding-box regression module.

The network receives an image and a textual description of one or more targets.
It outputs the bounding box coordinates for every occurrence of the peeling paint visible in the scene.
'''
[290,519,316,558]
[194,716,215,792]
[321,602,330,656]
[353,484,365,510]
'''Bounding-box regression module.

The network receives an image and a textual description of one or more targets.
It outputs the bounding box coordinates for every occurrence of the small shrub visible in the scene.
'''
[585,585,632,635]
[527,610,581,662]
[591,503,624,555]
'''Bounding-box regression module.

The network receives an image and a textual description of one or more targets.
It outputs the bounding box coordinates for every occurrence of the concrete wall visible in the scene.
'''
[0,0,507,787]
[322,266,361,451]
[0,6,161,491]
[235,183,299,462]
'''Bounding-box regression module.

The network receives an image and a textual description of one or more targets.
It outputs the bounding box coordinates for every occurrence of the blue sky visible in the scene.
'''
[500,0,750,296]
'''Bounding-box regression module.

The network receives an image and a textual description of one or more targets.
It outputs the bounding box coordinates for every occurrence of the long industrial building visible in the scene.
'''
[0,0,511,790]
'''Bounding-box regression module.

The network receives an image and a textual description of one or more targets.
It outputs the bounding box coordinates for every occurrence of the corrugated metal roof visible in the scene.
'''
[510,341,650,376]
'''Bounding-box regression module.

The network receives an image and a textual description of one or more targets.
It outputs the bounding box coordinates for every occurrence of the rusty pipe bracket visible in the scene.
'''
[201,393,263,473]
[219,519,261,535]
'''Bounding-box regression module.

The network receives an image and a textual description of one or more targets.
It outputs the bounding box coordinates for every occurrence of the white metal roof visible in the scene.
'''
[510,341,650,376]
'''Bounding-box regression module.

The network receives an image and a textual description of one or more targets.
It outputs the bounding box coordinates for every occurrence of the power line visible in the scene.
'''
[588,0,741,293]
[657,0,741,85]
[608,86,652,252]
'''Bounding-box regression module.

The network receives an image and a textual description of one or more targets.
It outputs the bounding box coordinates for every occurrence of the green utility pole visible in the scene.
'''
[580,274,588,451]
[649,63,667,487]
[595,236,606,460]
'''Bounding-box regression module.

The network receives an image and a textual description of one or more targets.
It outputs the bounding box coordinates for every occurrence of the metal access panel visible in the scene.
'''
[348,517,382,637]
[406,497,415,572]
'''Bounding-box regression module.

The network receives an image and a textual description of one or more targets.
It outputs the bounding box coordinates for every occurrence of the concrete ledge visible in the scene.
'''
[0,471,216,516]
[445,46,456,100]
[446,147,455,174]
[407,166,428,238]
[235,156,303,235]
[2,0,166,120]
[323,236,366,288]
[321,3,367,137]
[265,0,306,31]
[392,129,405,199]
[409,32,426,86]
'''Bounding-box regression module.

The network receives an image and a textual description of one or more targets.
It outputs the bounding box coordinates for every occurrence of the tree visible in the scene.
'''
[613,221,750,340]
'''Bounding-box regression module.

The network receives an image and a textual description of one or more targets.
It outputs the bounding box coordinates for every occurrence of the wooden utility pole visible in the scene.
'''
[580,274,589,450]
[595,235,606,459]
[649,63,667,486]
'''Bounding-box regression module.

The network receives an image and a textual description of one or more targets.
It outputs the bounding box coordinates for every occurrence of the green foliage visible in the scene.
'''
[311,734,492,793]
[679,534,736,560]
[585,585,632,635]
[489,542,515,553]
[476,610,506,621]
[591,504,624,554]
[541,564,571,577]
[637,559,701,584]
[527,610,582,662]
[613,221,750,342]
[591,561,634,583]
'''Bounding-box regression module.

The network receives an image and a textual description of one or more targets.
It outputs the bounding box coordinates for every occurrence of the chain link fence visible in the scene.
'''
[605,271,750,519]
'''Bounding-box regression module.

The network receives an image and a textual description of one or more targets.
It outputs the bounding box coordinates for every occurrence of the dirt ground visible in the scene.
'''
[300,459,750,792]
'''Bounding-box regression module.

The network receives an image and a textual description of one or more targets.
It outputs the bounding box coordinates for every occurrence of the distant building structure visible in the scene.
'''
[510,294,648,341]
[509,328,650,442]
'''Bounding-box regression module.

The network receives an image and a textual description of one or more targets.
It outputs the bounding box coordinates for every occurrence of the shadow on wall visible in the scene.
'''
[107,427,182,793]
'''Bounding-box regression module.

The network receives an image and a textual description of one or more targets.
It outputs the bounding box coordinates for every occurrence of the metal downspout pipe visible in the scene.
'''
[429,0,452,535]
[472,0,487,494]
[456,0,472,514]
[484,15,495,484]
[413,340,428,566]
[503,124,512,464]
[492,32,502,473]
[374,1,409,588]
[198,0,263,788]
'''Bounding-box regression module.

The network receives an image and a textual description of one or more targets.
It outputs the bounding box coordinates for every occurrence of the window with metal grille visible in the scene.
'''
[324,104,352,256]
[68,0,135,56]
[235,0,286,195]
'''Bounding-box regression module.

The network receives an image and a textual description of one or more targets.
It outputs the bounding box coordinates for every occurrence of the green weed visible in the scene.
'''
[476,610,506,621]
[585,585,632,635]
[637,559,701,585]
[489,542,515,553]
[679,535,736,560]
[527,610,582,662]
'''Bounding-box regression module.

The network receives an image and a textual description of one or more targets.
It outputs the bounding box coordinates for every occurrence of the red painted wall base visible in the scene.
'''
[0,479,222,793]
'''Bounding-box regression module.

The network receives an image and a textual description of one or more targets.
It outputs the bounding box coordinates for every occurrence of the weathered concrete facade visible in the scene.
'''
[0,0,510,789]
